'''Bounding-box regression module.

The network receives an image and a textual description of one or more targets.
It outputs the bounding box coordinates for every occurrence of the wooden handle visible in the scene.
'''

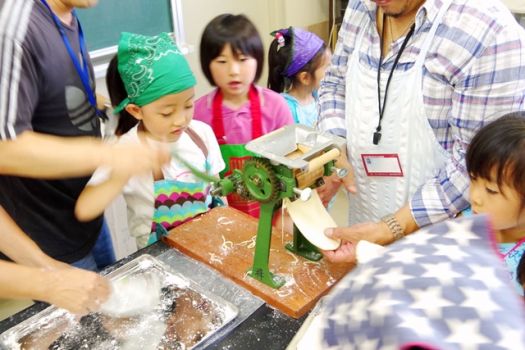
[307,148,340,172]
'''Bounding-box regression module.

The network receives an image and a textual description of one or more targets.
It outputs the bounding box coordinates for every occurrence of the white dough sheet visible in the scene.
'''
[355,240,387,264]
[284,189,341,250]
[99,272,163,318]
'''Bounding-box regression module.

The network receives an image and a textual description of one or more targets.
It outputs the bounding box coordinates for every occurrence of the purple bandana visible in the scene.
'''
[272,27,324,77]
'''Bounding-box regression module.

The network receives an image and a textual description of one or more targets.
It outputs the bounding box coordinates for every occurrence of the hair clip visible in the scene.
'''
[275,32,285,51]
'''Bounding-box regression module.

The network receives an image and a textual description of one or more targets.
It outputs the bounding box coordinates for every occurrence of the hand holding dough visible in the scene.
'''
[284,190,341,250]
[99,273,161,317]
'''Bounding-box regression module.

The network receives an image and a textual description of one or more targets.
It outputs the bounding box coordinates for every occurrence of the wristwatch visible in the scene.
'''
[381,214,404,241]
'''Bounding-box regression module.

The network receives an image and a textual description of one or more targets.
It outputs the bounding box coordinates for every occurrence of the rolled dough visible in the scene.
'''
[284,190,341,250]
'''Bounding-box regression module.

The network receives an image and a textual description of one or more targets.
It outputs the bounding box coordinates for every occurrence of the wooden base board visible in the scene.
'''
[164,206,354,318]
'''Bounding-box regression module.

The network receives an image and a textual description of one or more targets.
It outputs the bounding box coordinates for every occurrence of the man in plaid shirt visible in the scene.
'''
[317,0,525,263]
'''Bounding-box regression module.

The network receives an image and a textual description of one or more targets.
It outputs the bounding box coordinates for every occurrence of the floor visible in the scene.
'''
[0,190,349,322]
[0,299,33,322]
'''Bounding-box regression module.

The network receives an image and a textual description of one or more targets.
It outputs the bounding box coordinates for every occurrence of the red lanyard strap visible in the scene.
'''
[212,85,262,144]
[503,237,525,259]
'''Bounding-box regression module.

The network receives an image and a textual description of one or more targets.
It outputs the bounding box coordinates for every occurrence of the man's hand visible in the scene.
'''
[322,240,357,263]
[321,221,392,263]
[40,267,110,315]
[317,153,357,206]
[105,142,170,181]
[317,173,343,206]
[335,150,357,194]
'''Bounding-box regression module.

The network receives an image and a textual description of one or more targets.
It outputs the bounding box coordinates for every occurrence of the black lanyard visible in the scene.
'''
[374,14,416,145]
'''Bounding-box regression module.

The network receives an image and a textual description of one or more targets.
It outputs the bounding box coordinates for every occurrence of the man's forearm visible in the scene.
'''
[0,131,107,179]
[0,207,58,268]
[395,204,419,236]
[0,260,48,301]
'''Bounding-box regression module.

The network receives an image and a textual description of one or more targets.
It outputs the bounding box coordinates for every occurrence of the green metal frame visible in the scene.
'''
[214,156,340,289]
[285,225,322,261]
[248,201,285,288]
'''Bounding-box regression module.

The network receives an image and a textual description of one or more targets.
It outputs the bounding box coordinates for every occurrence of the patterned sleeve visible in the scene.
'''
[317,1,357,138]
[410,19,525,227]
[0,2,38,140]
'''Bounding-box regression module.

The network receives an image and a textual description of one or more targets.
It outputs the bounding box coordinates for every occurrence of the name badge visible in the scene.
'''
[361,153,403,177]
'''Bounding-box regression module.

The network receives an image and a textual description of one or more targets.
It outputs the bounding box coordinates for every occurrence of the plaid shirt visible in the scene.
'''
[318,0,525,227]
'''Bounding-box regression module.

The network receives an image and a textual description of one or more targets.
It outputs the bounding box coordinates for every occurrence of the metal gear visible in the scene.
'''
[242,158,279,203]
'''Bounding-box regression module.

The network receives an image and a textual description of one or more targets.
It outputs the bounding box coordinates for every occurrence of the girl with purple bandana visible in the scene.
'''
[466,112,525,296]
[76,32,225,249]
[193,14,293,218]
[268,27,331,128]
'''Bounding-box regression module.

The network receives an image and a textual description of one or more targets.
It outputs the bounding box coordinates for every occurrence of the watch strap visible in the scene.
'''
[381,214,404,241]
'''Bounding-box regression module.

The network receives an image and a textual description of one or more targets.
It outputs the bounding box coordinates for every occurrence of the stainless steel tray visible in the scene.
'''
[0,254,238,350]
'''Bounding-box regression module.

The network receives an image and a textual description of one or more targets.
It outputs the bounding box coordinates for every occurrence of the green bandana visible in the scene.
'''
[114,32,196,114]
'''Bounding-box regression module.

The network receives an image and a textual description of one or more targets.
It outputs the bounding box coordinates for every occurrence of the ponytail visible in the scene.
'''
[267,36,293,93]
[106,55,139,136]
[268,38,328,94]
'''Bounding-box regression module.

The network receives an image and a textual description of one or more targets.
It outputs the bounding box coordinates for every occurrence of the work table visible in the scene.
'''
[0,241,307,349]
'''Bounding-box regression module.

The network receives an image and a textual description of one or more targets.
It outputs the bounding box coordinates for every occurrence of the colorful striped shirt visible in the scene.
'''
[318,0,525,227]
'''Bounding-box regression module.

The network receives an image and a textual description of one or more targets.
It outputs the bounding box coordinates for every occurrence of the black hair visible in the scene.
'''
[466,112,525,210]
[518,253,525,293]
[200,14,264,86]
[106,55,138,136]
[267,34,327,93]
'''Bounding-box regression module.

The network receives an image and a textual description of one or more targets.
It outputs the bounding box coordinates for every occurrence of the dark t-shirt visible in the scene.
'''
[0,0,102,262]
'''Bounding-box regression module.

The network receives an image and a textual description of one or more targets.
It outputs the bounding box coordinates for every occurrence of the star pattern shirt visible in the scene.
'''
[315,215,525,349]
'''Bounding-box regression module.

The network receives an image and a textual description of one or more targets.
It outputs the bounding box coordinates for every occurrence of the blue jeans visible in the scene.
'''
[92,219,116,269]
[72,219,116,271]
[71,252,98,271]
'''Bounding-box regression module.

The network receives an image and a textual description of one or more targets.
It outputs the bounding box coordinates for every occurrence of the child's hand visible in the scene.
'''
[105,143,170,180]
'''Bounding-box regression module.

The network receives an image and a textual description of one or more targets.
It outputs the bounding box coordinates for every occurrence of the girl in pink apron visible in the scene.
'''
[76,32,225,249]
[193,14,293,218]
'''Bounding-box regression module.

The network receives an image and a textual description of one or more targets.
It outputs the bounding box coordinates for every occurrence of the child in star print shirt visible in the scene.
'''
[297,215,525,349]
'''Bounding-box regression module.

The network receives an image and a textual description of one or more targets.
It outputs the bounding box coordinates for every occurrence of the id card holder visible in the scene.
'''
[361,153,403,177]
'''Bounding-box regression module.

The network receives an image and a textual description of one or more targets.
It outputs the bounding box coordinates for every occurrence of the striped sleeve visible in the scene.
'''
[411,13,525,226]
[316,1,360,138]
[0,0,36,140]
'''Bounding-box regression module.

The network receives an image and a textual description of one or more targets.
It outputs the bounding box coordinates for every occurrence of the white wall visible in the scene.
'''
[179,0,270,97]
[181,0,329,96]
[281,0,329,28]
[96,0,329,98]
